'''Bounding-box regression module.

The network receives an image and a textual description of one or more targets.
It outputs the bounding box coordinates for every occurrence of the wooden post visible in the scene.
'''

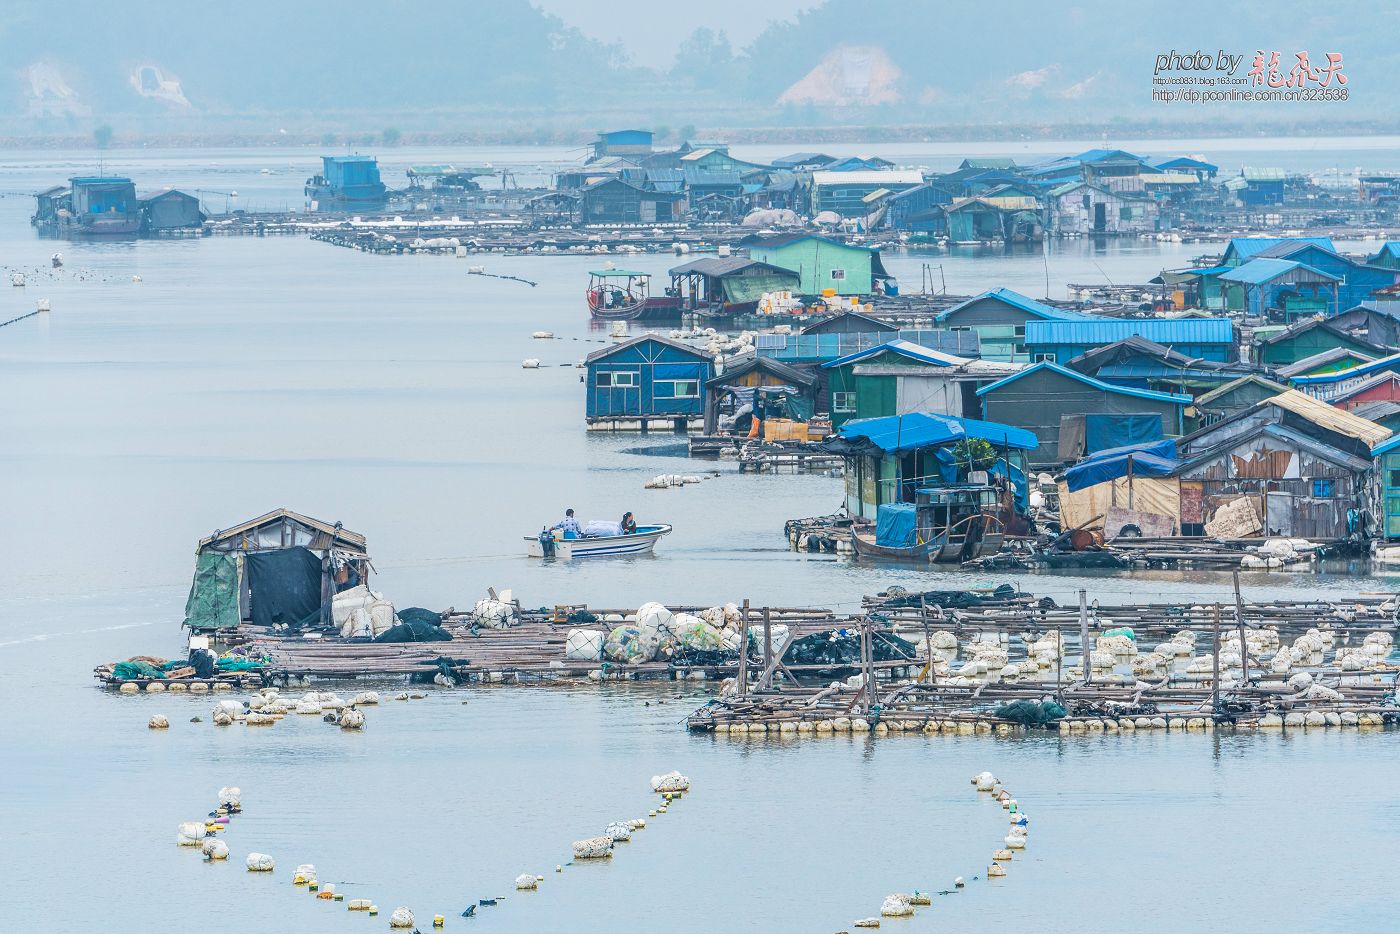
[920,595,933,685]
[1211,603,1222,715]
[738,598,750,697]
[759,607,774,691]
[1078,589,1091,685]
[1232,570,1250,683]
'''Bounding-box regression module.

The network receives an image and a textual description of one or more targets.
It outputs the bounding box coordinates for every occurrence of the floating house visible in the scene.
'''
[977,362,1189,463]
[590,129,654,162]
[668,257,800,314]
[305,156,387,211]
[882,183,955,235]
[579,178,685,224]
[943,194,1043,243]
[935,288,1092,363]
[1046,182,1157,234]
[1254,317,1389,367]
[183,509,370,632]
[1173,391,1388,539]
[801,311,897,336]
[703,355,819,436]
[754,328,979,367]
[584,335,715,431]
[1274,347,1379,380]
[809,169,924,216]
[1023,317,1237,364]
[742,233,891,298]
[823,412,1038,521]
[1218,259,1340,320]
[138,189,206,232]
[1065,335,1255,396]
[46,176,142,236]
[821,340,1019,427]
[1154,156,1218,181]
[1228,168,1286,206]
[1330,372,1400,412]
[1374,433,1400,541]
[1292,353,1400,402]
[770,152,836,170]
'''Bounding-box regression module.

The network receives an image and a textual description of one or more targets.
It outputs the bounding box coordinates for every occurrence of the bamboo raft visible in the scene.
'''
[687,587,1400,734]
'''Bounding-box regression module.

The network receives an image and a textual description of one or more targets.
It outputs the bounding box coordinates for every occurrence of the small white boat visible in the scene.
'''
[526,524,671,559]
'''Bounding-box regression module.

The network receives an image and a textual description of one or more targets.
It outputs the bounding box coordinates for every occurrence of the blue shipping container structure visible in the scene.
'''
[1023,317,1237,363]
[584,335,714,429]
[305,155,387,210]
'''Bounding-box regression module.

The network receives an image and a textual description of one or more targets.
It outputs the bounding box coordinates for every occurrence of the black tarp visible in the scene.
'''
[375,617,452,643]
[245,546,323,628]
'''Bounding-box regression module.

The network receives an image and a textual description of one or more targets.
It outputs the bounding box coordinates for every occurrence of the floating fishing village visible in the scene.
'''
[7,7,1400,929]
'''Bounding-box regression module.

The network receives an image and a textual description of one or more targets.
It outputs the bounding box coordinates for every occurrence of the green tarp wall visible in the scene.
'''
[183,552,243,630]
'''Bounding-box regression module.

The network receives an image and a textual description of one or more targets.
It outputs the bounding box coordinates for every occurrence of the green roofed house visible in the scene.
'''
[184,509,371,632]
[741,233,892,299]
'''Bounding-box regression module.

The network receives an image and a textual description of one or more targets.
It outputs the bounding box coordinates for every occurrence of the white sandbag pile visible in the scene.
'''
[389,907,415,928]
[351,691,380,705]
[148,714,170,729]
[565,628,606,662]
[643,474,705,489]
[334,584,399,639]
[201,838,229,860]
[516,873,539,890]
[880,894,914,917]
[636,603,676,661]
[473,593,518,629]
[218,786,241,808]
[245,852,274,872]
[176,821,205,846]
[572,836,614,859]
[338,708,366,730]
[650,770,690,794]
[604,821,633,842]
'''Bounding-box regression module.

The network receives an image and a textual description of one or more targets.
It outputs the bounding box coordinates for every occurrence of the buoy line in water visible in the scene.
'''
[171,770,693,928]
[843,772,1030,931]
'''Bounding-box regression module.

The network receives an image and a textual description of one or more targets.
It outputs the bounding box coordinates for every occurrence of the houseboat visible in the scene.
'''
[586,269,682,321]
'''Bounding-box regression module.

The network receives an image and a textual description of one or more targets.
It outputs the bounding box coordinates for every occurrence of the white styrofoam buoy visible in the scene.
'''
[521,358,541,369]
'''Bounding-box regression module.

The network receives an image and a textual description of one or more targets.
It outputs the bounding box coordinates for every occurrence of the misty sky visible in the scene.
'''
[533,0,818,67]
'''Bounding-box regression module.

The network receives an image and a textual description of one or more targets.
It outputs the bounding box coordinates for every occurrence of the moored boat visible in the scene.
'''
[586,270,682,321]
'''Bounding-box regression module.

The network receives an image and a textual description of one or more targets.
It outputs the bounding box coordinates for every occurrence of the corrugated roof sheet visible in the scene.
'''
[1242,167,1287,181]
[1225,237,1336,260]
[1264,389,1392,446]
[1291,351,1400,386]
[821,339,972,370]
[975,361,1191,404]
[1275,347,1377,379]
[833,412,1039,453]
[668,257,797,278]
[198,508,367,552]
[1024,317,1235,346]
[940,288,1096,323]
[1194,374,1290,407]
[1218,258,1341,285]
[811,169,924,187]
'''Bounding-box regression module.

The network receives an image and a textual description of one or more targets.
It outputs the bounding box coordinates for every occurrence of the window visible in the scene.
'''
[596,370,637,388]
[1013,325,1025,338]
[833,391,856,413]
[1391,469,1400,488]
[655,379,699,399]
[1035,352,1057,363]
[830,269,846,281]
[1120,205,1133,221]
[1312,478,1334,497]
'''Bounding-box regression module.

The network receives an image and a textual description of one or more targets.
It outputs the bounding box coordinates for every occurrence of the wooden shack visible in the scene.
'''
[183,509,369,632]
[584,334,714,431]
[139,189,206,232]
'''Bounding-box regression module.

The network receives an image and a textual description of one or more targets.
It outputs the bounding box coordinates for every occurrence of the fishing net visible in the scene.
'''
[992,700,1067,726]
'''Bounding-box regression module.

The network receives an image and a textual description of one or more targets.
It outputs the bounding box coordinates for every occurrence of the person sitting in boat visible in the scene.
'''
[552,508,581,539]
[620,512,637,535]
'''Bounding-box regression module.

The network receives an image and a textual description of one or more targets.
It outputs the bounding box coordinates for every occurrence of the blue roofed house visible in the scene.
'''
[1219,239,1400,313]
[810,169,924,216]
[1370,243,1400,270]
[977,362,1190,463]
[584,335,715,430]
[935,289,1095,363]
[1154,156,1219,181]
[1218,258,1341,320]
[590,129,654,161]
[305,155,387,210]
[881,182,956,235]
[1227,167,1287,206]
[1023,317,1237,365]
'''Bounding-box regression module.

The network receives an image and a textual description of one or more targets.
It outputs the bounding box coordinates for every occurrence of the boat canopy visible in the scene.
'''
[826,412,1038,456]
[1063,439,1177,492]
[589,269,649,278]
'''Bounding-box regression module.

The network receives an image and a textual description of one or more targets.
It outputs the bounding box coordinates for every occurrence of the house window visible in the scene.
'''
[1035,352,1057,363]
[597,370,637,388]
[833,392,856,413]
[1120,205,1132,220]
[1391,469,1400,488]
[830,269,847,281]
[1013,325,1025,338]
[655,379,699,399]
[1312,478,1334,497]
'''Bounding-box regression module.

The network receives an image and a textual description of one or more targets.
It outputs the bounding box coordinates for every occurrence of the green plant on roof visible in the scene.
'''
[950,438,998,471]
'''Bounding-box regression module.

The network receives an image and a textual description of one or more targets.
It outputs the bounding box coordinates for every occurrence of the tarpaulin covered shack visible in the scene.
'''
[1058,440,1181,538]
[183,509,369,632]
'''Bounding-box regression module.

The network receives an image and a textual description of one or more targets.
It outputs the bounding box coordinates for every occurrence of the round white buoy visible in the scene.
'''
[521,358,541,369]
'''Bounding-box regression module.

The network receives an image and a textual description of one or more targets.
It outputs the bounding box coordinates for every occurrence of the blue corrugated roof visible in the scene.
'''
[821,339,967,370]
[1155,156,1219,172]
[1225,237,1336,262]
[940,288,1095,323]
[1374,432,1400,456]
[1023,317,1234,346]
[975,361,1192,404]
[1217,258,1341,285]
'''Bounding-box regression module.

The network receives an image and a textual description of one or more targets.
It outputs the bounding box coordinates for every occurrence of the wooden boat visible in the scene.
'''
[586,270,682,321]
[525,524,672,559]
[851,485,1006,564]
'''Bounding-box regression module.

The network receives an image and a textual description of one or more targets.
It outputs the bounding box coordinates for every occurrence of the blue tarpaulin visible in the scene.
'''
[831,412,1039,454]
[1064,440,1177,492]
[989,461,1029,512]
[1084,413,1164,453]
[875,503,918,547]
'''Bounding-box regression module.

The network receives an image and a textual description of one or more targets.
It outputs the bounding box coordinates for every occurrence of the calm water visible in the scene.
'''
[3,144,1400,932]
